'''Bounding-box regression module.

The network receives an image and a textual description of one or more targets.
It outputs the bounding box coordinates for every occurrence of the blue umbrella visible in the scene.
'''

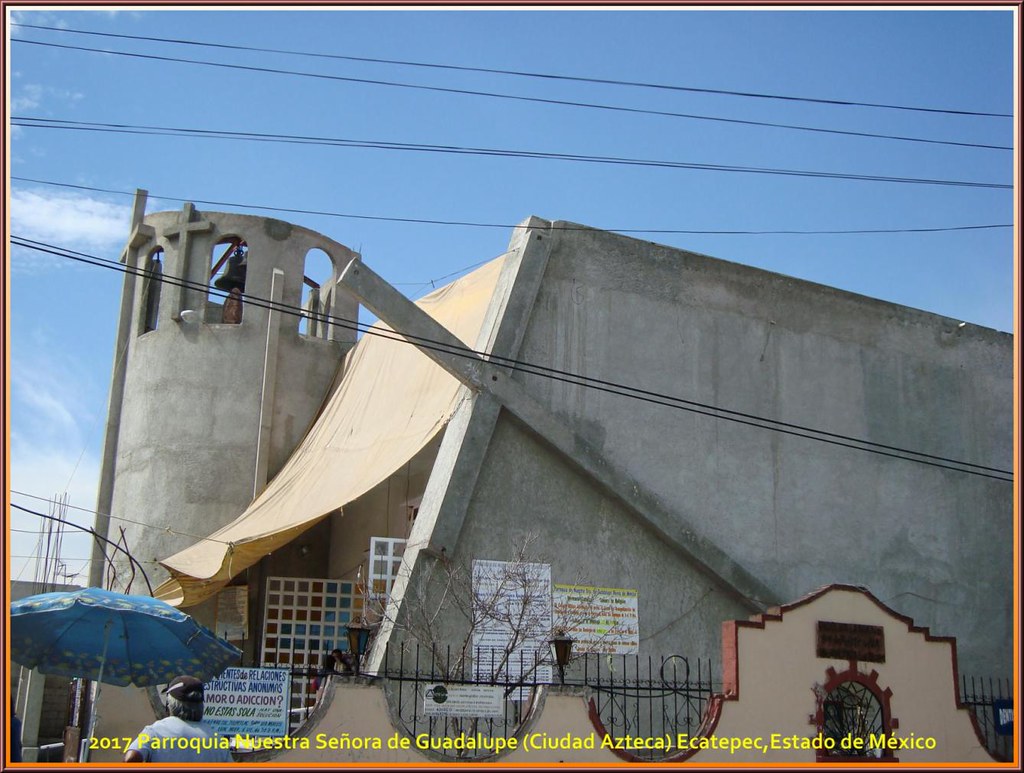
[12,587,242,761]
[10,587,241,686]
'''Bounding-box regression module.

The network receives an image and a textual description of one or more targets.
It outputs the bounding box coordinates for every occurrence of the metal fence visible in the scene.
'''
[379,643,546,760]
[376,643,716,761]
[273,655,1010,764]
[586,653,715,761]
[960,674,1014,762]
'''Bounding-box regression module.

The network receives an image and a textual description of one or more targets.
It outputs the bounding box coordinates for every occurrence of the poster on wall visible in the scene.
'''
[203,667,291,738]
[215,585,248,642]
[471,559,553,692]
[553,584,640,654]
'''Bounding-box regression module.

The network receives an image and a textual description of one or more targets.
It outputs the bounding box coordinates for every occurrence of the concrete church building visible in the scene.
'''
[93,194,1012,697]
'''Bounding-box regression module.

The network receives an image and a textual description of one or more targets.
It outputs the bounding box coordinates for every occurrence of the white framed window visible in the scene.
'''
[368,537,407,602]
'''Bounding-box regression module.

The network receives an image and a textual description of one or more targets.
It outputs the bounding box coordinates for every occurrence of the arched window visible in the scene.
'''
[821,681,884,753]
[300,249,335,338]
[141,248,163,334]
[815,667,897,761]
[208,237,247,324]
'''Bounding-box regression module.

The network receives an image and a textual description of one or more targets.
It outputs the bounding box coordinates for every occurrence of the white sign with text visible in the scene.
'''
[471,559,552,692]
[203,667,291,738]
[422,683,504,717]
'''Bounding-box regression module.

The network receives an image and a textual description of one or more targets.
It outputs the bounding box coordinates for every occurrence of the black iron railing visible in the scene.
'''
[377,642,716,761]
[960,674,1014,762]
[379,643,546,759]
[585,653,715,761]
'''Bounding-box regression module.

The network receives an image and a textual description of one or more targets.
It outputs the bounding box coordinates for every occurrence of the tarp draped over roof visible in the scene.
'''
[153,255,507,608]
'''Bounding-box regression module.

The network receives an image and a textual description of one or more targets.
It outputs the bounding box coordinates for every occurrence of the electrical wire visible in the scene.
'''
[9,38,1012,153]
[9,234,1013,483]
[9,557,93,585]
[12,176,1014,237]
[12,22,1011,118]
[11,503,154,594]
[10,489,235,546]
[10,555,160,566]
[11,117,1012,190]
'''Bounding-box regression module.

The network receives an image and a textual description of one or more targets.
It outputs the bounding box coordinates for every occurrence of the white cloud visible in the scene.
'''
[10,336,106,446]
[10,449,100,530]
[9,347,105,587]
[11,83,42,112]
[10,80,84,113]
[10,188,128,271]
[9,10,69,32]
[10,448,102,587]
[11,374,83,443]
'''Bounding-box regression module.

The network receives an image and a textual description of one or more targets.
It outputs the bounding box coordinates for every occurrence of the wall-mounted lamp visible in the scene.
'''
[345,621,373,675]
[550,630,573,684]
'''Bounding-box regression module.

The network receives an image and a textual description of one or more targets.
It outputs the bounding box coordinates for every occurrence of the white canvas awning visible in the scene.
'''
[154,255,506,607]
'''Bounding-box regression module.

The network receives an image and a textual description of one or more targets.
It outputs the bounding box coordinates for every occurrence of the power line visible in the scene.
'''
[9,557,93,585]
[10,489,234,546]
[12,176,1014,237]
[10,234,1013,483]
[13,22,1012,119]
[11,503,154,594]
[11,119,1012,190]
[10,37,1011,152]
[10,554,160,565]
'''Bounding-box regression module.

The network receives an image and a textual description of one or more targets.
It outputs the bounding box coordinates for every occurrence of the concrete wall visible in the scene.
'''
[81,588,995,764]
[695,586,993,763]
[451,414,750,661]
[92,592,991,766]
[239,680,622,764]
[94,209,358,605]
[483,220,1012,676]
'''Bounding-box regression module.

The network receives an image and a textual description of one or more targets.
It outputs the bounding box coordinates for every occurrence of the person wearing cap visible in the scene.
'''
[124,675,233,763]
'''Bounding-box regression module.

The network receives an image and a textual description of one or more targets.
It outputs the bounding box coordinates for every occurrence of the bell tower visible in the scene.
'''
[90,191,360,605]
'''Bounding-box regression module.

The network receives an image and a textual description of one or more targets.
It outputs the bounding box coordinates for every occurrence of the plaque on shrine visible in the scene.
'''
[816,621,885,663]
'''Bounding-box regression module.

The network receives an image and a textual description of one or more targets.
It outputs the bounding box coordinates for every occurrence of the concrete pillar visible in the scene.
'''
[15,666,45,762]
[254,268,285,498]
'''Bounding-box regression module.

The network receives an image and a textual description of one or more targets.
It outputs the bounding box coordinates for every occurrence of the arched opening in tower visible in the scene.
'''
[209,237,248,324]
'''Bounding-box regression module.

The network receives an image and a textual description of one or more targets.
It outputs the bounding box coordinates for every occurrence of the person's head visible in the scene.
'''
[331,649,344,662]
[163,675,204,722]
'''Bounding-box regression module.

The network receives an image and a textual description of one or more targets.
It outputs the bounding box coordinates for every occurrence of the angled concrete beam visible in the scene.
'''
[338,257,777,613]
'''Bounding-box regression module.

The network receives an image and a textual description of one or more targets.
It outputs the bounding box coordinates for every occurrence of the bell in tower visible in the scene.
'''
[214,244,248,292]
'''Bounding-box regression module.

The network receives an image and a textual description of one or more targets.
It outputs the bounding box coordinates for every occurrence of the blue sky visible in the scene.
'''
[6,7,1016,586]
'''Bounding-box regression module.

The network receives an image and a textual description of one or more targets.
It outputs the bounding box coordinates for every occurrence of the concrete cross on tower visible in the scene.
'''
[121,189,154,257]
[161,202,213,319]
